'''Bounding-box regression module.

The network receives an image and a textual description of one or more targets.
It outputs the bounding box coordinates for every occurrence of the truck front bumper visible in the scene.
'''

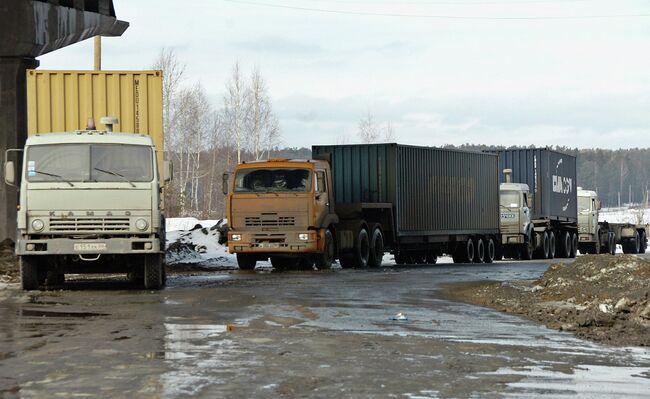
[228,230,322,254]
[16,236,161,256]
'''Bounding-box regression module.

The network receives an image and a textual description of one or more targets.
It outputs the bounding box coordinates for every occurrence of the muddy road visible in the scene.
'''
[1,259,650,398]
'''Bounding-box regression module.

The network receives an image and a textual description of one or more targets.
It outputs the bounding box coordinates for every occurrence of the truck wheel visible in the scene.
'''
[352,227,370,268]
[558,231,570,258]
[570,233,578,258]
[368,227,384,268]
[315,229,335,270]
[521,232,534,260]
[609,235,616,255]
[593,229,601,254]
[20,256,43,291]
[237,253,257,270]
[633,231,641,254]
[473,238,485,263]
[547,231,556,259]
[484,238,495,263]
[462,239,475,263]
[639,231,647,254]
[144,255,163,289]
[534,232,549,259]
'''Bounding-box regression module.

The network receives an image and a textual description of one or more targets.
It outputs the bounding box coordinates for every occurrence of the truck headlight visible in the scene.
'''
[298,233,309,241]
[31,219,44,231]
[231,234,242,241]
[135,218,149,231]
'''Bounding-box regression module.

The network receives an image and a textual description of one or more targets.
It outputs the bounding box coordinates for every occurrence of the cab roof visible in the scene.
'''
[26,132,154,146]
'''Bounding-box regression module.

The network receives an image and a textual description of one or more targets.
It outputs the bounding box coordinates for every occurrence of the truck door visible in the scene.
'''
[315,170,330,212]
[591,198,598,234]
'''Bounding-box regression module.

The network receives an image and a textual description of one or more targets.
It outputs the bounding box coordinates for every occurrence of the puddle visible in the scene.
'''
[160,322,256,397]
[483,365,650,398]
[19,309,108,318]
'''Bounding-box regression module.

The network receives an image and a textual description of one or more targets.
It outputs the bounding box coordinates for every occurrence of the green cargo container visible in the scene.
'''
[312,144,499,240]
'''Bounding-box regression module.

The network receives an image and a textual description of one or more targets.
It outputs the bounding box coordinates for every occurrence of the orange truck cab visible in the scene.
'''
[224,159,339,270]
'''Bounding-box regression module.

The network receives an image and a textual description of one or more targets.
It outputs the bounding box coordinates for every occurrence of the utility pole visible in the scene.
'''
[94,36,101,71]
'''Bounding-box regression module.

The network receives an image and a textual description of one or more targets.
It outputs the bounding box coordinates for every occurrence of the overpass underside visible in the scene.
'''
[0,0,128,241]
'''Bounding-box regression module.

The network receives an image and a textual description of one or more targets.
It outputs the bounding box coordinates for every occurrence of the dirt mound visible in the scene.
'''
[447,255,650,347]
[0,239,19,283]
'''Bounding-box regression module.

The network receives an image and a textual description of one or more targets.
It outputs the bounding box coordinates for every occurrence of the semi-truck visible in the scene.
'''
[496,149,578,260]
[224,143,501,269]
[577,188,646,255]
[3,70,170,290]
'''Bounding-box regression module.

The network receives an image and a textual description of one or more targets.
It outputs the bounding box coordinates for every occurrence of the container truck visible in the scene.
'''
[224,143,500,269]
[576,188,616,255]
[3,70,171,290]
[495,148,578,260]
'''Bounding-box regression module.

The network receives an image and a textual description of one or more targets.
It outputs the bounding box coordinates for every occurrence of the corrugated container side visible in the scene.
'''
[313,144,499,237]
[396,146,498,235]
[496,148,577,222]
[26,70,164,172]
[311,144,396,204]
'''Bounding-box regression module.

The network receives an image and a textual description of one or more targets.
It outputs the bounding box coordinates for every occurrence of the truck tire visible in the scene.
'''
[639,231,647,254]
[144,255,163,289]
[609,235,616,255]
[521,232,534,261]
[534,232,549,259]
[20,256,43,291]
[484,237,495,264]
[351,226,370,268]
[457,239,474,263]
[570,233,578,258]
[558,231,571,258]
[368,227,384,268]
[473,238,485,263]
[633,231,641,254]
[237,253,257,270]
[548,231,556,259]
[315,229,335,270]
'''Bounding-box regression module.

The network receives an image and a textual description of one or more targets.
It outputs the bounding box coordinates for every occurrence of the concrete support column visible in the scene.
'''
[0,56,38,242]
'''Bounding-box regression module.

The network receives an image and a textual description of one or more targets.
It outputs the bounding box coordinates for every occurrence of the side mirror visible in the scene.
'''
[597,200,602,210]
[163,161,173,182]
[4,161,15,186]
[222,173,230,195]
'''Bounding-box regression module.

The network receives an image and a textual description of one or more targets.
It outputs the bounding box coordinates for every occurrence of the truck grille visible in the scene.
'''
[244,216,295,227]
[49,217,130,232]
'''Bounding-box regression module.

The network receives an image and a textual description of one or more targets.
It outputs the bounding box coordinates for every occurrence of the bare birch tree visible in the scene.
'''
[246,67,280,160]
[223,62,248,164]
[358,111,396,143]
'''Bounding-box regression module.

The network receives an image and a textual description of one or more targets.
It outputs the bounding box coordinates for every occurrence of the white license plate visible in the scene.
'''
[259,243,280,249]
[74,243,107,251]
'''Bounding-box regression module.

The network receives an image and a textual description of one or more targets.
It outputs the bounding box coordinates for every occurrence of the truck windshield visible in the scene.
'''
[578,197,591,213]
[500,191,520,208]
[26,144,153,183]
[234,168,312,193]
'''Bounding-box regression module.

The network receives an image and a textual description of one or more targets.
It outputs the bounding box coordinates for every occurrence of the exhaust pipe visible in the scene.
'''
[503,169,513,183]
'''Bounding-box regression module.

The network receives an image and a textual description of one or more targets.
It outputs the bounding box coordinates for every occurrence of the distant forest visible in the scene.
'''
[283,144,650,208]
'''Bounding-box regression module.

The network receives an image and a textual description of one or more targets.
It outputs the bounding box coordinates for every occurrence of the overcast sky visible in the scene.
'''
[38,0,650,150]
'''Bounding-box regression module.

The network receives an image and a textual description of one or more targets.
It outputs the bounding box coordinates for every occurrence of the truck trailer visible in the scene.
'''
[225,143,501,269]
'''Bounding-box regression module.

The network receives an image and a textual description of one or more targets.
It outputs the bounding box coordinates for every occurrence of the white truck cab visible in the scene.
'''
[499,177,533,257]
[4,126,170,290]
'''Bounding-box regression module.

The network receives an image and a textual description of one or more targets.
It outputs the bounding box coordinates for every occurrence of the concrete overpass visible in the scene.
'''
[0,0,128,241]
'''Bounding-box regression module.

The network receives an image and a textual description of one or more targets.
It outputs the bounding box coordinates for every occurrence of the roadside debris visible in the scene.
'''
[0,239,19,284]
[390,312,409,321]
[446,255,650,347]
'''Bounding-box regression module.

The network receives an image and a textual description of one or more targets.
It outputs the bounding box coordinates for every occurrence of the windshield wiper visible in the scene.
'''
[33,170,74,187]
[93,168,136,187]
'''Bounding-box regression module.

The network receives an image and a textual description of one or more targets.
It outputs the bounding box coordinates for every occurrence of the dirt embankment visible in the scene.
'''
[447,255,650,347]
[0,239,19,284]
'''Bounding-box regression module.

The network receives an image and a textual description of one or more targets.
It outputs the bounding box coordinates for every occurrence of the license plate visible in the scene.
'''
[259,243,280,249]
[74,243,107,251]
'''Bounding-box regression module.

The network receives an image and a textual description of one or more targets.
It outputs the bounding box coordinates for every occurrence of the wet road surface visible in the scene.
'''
[1,259,649,398]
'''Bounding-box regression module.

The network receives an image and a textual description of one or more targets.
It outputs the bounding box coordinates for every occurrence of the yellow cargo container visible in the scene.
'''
[26,70,164,170]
